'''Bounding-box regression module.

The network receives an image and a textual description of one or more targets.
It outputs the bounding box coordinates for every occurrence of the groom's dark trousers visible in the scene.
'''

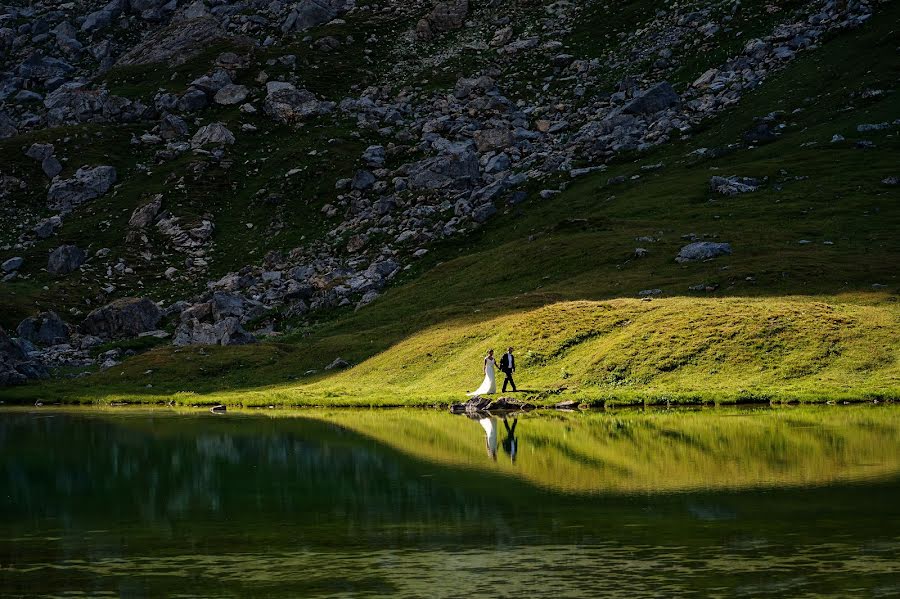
[502,370,516,392]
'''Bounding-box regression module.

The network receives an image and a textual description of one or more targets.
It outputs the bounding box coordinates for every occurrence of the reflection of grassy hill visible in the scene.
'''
[3,3,899,405]
[315,405,900,494]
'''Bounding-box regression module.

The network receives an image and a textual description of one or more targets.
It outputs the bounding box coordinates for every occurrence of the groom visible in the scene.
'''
[499,347,517,393]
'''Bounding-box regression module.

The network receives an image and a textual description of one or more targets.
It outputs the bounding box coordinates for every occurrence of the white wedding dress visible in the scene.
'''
[467,357,497,396]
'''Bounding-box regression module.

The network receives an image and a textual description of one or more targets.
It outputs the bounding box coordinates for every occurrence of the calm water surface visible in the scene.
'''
[1,405,898,598]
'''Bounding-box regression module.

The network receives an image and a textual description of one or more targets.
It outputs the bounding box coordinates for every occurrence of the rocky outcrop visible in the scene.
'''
[80,297,162,339]
[116,16,229,67]
[47,244,86,275]
[46,166,117,213]
[173,316,256,346]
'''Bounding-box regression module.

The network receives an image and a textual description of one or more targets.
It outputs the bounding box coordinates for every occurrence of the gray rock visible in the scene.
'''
[473,128,513,152]
[116,16,230,67]
[214,83,249,105]
[264,81,332,123]
[2,256,23,272]
[42,156,63,178]
[675,241,732,263]
[282,0,347,32]
[0,326,48,387]
[622,81,680,115]
[177,88,208,112]
[173,316,256,346]
[79,297,162,339]
[129,195,162,228]
[362,145,386,167]
[325,357,350,369]
[191,122,235,147]
[34,216,62,239]
[16,311,71,345]
[25,143,54,161]
[709,175,761,195]
[46,166,117,212]
[47,244,86,275]
[407,143,480,190]
[211,291,245,320]
[416,0,468,41]
[0,111,16,139]
[352,169,376,190]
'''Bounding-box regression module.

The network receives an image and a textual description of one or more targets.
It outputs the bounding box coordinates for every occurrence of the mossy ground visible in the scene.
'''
[1,2,898,406]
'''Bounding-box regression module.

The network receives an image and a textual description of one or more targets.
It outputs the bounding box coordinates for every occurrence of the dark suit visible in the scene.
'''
[499,352,517,392]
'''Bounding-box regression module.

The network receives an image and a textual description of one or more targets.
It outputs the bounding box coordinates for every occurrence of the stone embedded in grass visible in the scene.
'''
[675,242,732,263]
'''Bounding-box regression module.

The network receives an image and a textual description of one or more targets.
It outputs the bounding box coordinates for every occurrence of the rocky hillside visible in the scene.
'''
[0,0,896,392]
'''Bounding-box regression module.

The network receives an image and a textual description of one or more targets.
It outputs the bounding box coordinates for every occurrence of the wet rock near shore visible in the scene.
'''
[450,396,536,414]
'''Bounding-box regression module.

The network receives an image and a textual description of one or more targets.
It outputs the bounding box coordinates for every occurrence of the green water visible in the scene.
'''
[1,405,898,598]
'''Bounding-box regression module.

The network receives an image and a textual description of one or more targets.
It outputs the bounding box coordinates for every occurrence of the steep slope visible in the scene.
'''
[0,0,897,401]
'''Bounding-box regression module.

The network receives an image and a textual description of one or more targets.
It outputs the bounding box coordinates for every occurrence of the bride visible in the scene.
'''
[467,349,497,396]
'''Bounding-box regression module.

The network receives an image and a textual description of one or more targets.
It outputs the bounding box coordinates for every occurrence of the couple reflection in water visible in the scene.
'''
[478,415,518,463]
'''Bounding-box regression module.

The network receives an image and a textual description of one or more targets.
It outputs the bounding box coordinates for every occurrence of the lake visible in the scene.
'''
[1,405,898,597]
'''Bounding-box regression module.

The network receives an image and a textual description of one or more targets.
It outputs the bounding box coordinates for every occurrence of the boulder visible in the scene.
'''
[416,0,468,41]
[325,357,350,370]
[34,216,62,239]
[407,143,480,190]
[281,0,349,31]
[129,195,163,228]
[16,311,71,346]
[46,166,117,213]
[191,122,234,148]
[675,242,732,263]
[80,297,162,339]
[2,256,23,272]
[473,128,514,152]
[263,81,332,123]
[0,326,48,387]
[213,83,248,105]
[47,244,86,275]
[622,81,680,115]
[172,316,256,346]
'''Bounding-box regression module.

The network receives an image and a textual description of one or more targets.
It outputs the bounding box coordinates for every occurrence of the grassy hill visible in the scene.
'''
[1,0,898,405]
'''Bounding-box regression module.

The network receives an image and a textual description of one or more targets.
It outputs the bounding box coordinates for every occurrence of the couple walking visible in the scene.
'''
[467,347,517,396]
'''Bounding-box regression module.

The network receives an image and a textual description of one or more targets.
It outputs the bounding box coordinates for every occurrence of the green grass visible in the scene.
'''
[1,1,898,406]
